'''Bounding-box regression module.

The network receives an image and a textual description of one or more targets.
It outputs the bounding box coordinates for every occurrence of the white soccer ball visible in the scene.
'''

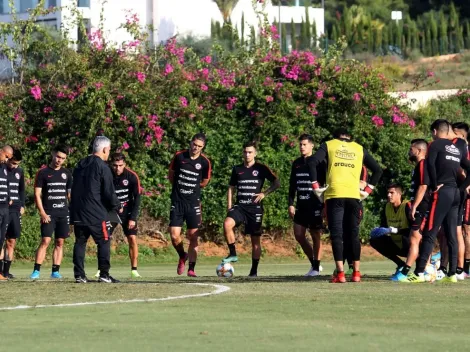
[424,264,436,283]
[216,263,234,278]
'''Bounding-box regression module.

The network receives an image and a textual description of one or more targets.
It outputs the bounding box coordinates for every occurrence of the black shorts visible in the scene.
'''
[169,202,201,229]
[293,205,323,230]
[227,205,263,236]
[463,197,470,226]
[110,218,138,236]
[0,207,9,242]
[41,215,70,239]
[6,212,21,239]
[410,208,428,233]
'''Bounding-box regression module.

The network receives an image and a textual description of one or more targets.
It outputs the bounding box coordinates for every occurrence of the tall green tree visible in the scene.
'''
[430,12,438,56]
[290,18,296,51]
[438,10,448,55]
[213,0,239,24]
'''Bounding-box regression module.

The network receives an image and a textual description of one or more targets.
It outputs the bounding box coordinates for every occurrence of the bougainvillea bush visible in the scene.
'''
[0,1,427,248]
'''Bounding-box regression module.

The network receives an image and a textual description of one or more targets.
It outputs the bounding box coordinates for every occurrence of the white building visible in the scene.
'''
[0,0,324,76]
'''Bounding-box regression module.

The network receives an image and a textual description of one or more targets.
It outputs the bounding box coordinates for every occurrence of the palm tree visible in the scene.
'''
[213,0,239,23]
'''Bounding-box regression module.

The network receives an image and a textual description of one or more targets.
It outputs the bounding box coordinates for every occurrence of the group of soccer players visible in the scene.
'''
[1,120,469,283]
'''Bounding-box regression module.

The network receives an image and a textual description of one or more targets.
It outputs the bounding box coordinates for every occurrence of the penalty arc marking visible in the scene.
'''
[0,283,231,311]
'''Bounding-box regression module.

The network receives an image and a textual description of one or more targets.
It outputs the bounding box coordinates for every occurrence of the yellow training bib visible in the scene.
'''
[385,201,409,248]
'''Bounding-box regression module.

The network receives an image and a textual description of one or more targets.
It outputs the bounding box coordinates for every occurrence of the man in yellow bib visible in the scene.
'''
[370,184,411,270]
[308,128,383,283]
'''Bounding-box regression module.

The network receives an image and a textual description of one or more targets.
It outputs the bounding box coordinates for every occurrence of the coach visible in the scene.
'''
[71,136,120,283]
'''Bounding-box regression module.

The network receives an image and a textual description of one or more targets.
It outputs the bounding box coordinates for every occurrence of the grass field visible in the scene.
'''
[2,260,470,352]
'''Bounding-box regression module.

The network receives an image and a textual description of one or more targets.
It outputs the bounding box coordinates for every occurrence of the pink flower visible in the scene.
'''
[43,106,53,114]
[316,90,324,100]
[135,72,146,83]
[122,142,130,150]
[127,126,134,133]
[280,135,288,142]
[95,82,104,89]
[371,115,384,127]
[200,84,208,91]
[179,96,188,107]
[201,56,212,64]
[164,63,174,76]
[226,97,237,110]
[353,93,361,101]
[408,119,416,128]
[30,85,42,100]
[266,96,274,103]
[334,66,341,72]
[427,71,435,77]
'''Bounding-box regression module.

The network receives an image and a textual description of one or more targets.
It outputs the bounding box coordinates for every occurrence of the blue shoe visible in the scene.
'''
[50,271,62,279]
[391,271,407,281]
[30,270,40,280]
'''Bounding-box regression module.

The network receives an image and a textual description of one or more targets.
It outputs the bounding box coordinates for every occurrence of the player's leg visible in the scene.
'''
[73,225,91,282]
[247,206,263,277]
[370,235,407,268]
[437,228,448,276]
[95,222,118,278]
[91,221,118,283]
[0,210,7,280]
[326,198,346,283]
[464,222,470,276]
[3,212,20,278]
[186,228,199,277]
[440,192,460,282]
[222,206,244,263]
[412,188,453,283]
[186,203,202,277]
[51,216,69,279]
[122,219,140,278]
[308,205,324,275]
[293,222,312,274]
[456,225,465,279]
[169,202,188,275]
[345,199,363,282]
[30,219,53,279]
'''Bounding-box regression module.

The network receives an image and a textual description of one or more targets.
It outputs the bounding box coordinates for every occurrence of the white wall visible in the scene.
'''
[389,89,460,111]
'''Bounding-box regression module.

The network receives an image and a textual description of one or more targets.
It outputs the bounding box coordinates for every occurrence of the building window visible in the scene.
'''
[20,0,35,12]
[48,0,57,7]
[78,0,90,7]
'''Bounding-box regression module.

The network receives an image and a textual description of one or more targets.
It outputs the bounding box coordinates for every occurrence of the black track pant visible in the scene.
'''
[416,186,460,275]
[326,198,363,262]
[370,235,410,267]
[73,222,111,278]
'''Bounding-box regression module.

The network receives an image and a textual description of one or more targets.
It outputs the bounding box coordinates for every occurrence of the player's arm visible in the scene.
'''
[168,153,178,184]
[308,143,327,185]
[200,157,212,188]
[34,171,50,223]
[102,166,120,211]
[288,163,296,218]
[19,171,25,214]
[227,167,237,210]
[66,170,72,202]
[360,149,383,200]
[411,161,429,219]
[460,156,470,192]
[254,165,280,203]
[129,172,141,221]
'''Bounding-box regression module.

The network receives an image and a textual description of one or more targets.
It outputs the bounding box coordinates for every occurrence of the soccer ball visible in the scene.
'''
[424,264,436,283]
[216,263,234,278]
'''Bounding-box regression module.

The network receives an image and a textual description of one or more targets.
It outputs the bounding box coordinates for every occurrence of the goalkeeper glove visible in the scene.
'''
[359,184,375,201]
[312,182,329,203]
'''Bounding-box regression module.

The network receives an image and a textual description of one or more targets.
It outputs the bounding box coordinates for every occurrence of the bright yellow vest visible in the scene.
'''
[385,201,409,248]
[325,139,363,200]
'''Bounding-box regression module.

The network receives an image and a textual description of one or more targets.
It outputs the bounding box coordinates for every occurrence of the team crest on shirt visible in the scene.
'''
[252,170,259,176]
[15,173,20,179]
[445,144,460,155]
[61,173,67,179]
[195,163,201,170]
[123,179,129,186]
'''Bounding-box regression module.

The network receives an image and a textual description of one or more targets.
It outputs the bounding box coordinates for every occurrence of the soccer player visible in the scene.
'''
[453,122,470,277]
[71,136,121,283]
[3,149,25,279]
[410,120,470,283]
[221,141,280,277]
[308,128,383,283]
[392,139,431,281]
[95,153,142,278]
[30,145,72,280]
[0,148,10,281]
[288,134,324,276]
[169,133,212,277]
[370,184,411,270]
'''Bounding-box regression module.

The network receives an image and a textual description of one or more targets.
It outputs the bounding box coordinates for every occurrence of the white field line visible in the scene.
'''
[0,283,230,311]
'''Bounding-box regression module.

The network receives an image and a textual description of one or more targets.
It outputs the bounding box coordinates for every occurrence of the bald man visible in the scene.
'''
[0,146,13,163]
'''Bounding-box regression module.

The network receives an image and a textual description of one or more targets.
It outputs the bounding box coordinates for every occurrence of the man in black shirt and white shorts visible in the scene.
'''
[30,145,72,280]
[221,141,280,277]
[169,133,212,277]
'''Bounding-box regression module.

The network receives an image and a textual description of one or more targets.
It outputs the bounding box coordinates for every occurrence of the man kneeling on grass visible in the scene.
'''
[369,184,411,272]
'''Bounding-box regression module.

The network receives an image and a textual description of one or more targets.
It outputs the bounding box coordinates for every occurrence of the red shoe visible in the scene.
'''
[177,253,188,275]
[351,271,361,282]
[331,271,346,283]
[0,273,7,281]
[187,270,197,277]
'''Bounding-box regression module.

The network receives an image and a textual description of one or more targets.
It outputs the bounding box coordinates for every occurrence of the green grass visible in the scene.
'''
[2,261,469,352]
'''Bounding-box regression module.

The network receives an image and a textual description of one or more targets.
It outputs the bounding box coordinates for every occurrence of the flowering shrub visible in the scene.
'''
[0,3,427,245]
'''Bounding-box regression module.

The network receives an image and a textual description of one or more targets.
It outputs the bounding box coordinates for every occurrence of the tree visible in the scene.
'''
[213,0,239,24]
[290,18,296,51]
[438,10,448,55]
[312,21,317,49]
